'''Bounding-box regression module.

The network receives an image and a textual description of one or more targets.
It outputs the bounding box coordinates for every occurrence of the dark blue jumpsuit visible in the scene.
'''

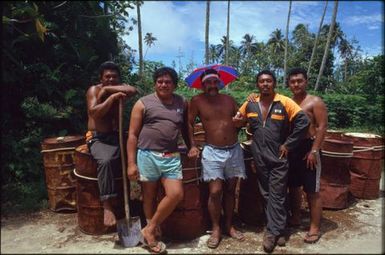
[239,93,309,236]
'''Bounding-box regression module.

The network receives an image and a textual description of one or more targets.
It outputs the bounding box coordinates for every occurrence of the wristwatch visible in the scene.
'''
[311,149,318,154]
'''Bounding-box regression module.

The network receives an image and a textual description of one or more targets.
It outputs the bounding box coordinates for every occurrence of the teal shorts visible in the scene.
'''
[137,148,183,182]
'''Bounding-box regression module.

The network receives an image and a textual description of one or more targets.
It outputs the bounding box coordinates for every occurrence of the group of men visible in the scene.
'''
[86,61,328,253]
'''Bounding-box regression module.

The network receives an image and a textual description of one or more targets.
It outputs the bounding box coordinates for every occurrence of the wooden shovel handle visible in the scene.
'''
[119,98,130,221]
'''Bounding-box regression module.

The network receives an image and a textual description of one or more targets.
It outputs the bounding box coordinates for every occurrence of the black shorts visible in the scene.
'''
[288,138,321,193]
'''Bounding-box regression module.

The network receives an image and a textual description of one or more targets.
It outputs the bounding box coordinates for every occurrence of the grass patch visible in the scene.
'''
[1,179,48,216]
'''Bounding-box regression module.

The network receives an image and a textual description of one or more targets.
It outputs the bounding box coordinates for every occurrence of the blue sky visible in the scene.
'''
[123,1,384,74]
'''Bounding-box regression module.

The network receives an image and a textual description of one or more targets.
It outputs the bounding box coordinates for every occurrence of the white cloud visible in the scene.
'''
[123,1,204,55]
[122,1,383,67]
[343,14,383,29]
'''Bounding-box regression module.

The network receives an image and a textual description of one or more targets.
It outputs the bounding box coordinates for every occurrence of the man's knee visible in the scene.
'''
[168,189,184,203]
[209,188,223,201]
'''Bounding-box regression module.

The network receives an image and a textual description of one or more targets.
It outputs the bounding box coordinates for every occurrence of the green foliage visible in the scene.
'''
[2,1,137,212]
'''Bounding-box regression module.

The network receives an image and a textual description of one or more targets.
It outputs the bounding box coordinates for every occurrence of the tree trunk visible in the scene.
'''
[104,2,113,60]
[283,1,292,87]
[307,1,328,79]
[205,1,210,65]
[315,0,339,91]
[136,1,144,82]
[225,0,230,66]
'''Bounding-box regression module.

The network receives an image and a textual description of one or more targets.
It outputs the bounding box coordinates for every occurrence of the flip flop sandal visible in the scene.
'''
[141,240,167,254]
[207,236,221,249]
[304,232,321,244]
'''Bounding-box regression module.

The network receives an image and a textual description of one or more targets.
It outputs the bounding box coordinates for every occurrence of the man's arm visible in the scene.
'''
[181,99,191,149]
[283,110,309,152]
[87,86,124,120]
[306,97,328,170]
[97,84,137,102]
[311,97,328,151]
[126,100,144,180]
[187,97,200,158]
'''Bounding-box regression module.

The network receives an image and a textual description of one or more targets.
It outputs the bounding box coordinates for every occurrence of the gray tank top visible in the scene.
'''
[137,93,185,152]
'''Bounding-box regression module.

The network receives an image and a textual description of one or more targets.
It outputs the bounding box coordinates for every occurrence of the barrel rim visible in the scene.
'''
[343,132,382,139]
[324,138,353,145]
[43,135,85,145]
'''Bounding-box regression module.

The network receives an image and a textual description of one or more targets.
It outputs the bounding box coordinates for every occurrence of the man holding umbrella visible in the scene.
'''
[186,66,246,249]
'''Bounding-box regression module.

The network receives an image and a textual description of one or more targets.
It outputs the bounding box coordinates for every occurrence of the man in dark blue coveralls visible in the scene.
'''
[234,70,309,253]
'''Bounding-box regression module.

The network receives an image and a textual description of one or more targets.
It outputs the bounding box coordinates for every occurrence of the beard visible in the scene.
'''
[207,87,219,96]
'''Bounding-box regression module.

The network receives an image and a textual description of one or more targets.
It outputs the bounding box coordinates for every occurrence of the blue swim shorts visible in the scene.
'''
[201,143,246,182]
[137,148,183,182]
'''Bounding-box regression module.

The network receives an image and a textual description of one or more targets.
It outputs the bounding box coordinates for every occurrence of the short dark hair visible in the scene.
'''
[99,61,121,78]
[256,70,276,84]
[286,67,307,86]
[200,68,220,82]
[153,67,178,87]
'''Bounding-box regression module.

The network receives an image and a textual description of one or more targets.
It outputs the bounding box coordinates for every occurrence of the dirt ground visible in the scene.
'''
[1,188,384,254]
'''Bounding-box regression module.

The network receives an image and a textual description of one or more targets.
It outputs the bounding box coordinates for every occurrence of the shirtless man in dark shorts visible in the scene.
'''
[86,61,137,226]
[187,68,246,249]
[286,67,328,244]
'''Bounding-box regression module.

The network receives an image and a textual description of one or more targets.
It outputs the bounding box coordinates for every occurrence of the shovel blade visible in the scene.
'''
[117,216,142,247]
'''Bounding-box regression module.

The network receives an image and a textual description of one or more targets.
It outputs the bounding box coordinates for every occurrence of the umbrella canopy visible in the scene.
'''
[184,64,239,89]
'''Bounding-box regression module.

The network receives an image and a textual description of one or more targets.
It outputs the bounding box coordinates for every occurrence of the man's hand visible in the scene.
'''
[188,146,200,158]
[304,151,318,170]
[247,93,258,102]
[232,112,246,128]
[114,91,128,101]
[279,144,288,159]
[127,164,139,181]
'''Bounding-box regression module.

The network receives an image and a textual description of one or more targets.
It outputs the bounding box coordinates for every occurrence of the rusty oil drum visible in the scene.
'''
[73,144,124,235]
[159,147,209,240]
[41,135,85,212]
[238,140,265,225]
[343,133,384,199]
[320,138,354,209]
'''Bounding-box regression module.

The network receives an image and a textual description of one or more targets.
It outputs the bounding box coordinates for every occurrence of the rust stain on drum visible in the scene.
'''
[73,144,124,235]
[320,139,354,209]
[41,135,85,212]
[343,133,384,199]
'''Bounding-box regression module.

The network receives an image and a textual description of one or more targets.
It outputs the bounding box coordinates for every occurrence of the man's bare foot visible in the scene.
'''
[103,208,116,226]
[225,226,245,241]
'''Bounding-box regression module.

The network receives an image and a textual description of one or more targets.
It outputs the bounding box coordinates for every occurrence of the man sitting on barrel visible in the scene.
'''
[86,61,137,226]
[188,68,247,249]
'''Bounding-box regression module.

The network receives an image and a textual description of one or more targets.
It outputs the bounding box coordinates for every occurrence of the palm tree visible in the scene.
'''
[205,1,210,65]
[143,32,157,58]
[209,44,220,64]
[338,35,353,81]
[136,1,144,82]
[240,34,256,57]
[225,0,230,65]
[268,29,285,54]
[283,0,292,87]
[267,29,285,74]
[240,33,256,74]
[307,1,328,79]
[315,0,339,91]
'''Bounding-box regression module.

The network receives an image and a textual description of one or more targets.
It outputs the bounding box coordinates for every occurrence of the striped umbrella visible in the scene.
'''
[184,64,239,89]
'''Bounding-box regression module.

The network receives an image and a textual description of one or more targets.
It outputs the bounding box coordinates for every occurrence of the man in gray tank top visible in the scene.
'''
[127,67,189,253]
